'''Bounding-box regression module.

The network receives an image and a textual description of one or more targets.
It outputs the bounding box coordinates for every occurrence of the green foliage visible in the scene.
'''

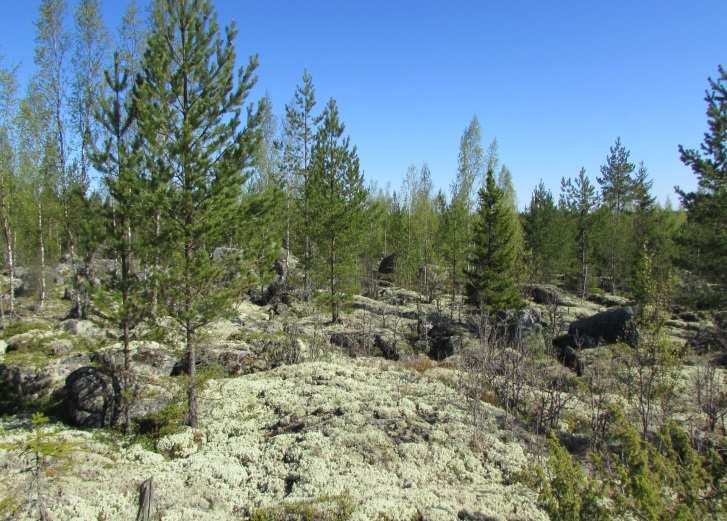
[133,0,265,426]
[677,66,727,289]
[465,168,522,313]
[0,320,51,339]
[0,413,77,519]
[524,180,566,284]
[536,434,607,521]
[308,98,367,322]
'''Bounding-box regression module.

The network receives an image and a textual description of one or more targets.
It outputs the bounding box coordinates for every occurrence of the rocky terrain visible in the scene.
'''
[0,261,723,520]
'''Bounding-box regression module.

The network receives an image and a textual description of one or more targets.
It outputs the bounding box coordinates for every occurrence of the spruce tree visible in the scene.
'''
[133,0,263,427]
[309,98,366,323]
[677,66,727,287]
[465,168,522,314]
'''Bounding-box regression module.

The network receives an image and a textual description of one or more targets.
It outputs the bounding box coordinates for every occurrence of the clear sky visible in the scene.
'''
[1,0,725,207]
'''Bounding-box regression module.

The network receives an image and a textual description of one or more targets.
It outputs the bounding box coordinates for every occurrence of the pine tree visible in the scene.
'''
[284,70,320,300]
[563,168,598,298]
[677,66,727,288]
[133,0,263,427]
[465,168,522,314]
[309,98,367,323]
[524,180,562,284]
[92,51,142,432]
[598,137,635,293]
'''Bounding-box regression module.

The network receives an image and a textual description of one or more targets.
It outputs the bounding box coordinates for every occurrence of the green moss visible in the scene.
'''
[3,330,99,368]
[250,495,354,521]
[0,321,51,340]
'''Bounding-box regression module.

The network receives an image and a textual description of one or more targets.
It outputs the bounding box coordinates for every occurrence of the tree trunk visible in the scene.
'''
[37,198,46,310]
[1,217,14,318]
[135,478,154,521]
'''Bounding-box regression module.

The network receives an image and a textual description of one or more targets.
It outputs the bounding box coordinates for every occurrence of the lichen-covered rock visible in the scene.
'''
[61,319,103,338]
[93,341,178,377]
[157,428,206,459]
[0,352,91,412]
[0,357,548,521]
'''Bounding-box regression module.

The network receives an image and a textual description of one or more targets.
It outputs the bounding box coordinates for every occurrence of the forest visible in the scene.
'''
[0,1,726,520]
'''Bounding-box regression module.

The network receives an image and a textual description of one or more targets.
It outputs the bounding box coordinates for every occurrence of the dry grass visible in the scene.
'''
[399,355,435,374]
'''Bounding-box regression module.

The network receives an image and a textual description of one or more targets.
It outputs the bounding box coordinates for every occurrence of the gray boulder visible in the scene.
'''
[565,306,638,348]
[0,352,91,412]
[64,367,120,428]
[61,319,102,338]
[553,306,638,374]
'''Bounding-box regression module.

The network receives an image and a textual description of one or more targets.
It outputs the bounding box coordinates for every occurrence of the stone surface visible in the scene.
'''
[61,319,102,338]
[64,366,120,428]
[557,306,638,350]
[0,357,548,521]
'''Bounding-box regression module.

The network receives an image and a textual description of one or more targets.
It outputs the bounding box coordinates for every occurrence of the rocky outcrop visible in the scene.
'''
[0,357,548,521]
[64,367,120,428]
[526,284,576,307]
[61,319,103,338]
[0,352,91,412]
[555,306,638,350]
[93,341,178,378]
[329,331,401,360]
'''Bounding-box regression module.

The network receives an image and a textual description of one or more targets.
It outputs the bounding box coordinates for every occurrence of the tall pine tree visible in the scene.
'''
[677,66,727,288]
[562,168,598,297]
[309,99,366,323]
[597,137,635,293]
[133,0,263,427]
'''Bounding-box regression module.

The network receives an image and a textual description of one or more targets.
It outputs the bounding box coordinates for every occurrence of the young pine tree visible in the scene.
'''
[563,168,598,298]
[309,99,367,323]
[597,137,635,293]
[133,0,263,427]
[677,66,727,288]
[523,180,562,284]
[92,51,142,432]
[284,70,320,300]
[465,169,522,314]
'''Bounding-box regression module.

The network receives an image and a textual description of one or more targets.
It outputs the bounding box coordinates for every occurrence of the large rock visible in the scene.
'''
[93,341,178,378]
[61,319,103,338]
[329,331,400,360]
[172,345,267,377]
[526,284,575,307]
[64,367,120,428]
[427,319,456,361]
[553,306,638,374]
[0,352,91,412]
[378,253,397,276]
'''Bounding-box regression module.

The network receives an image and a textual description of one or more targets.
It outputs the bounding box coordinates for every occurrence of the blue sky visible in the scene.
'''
[1,0,725,207]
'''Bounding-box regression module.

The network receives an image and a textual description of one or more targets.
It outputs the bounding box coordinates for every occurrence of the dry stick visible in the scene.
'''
[135,477,154,521]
